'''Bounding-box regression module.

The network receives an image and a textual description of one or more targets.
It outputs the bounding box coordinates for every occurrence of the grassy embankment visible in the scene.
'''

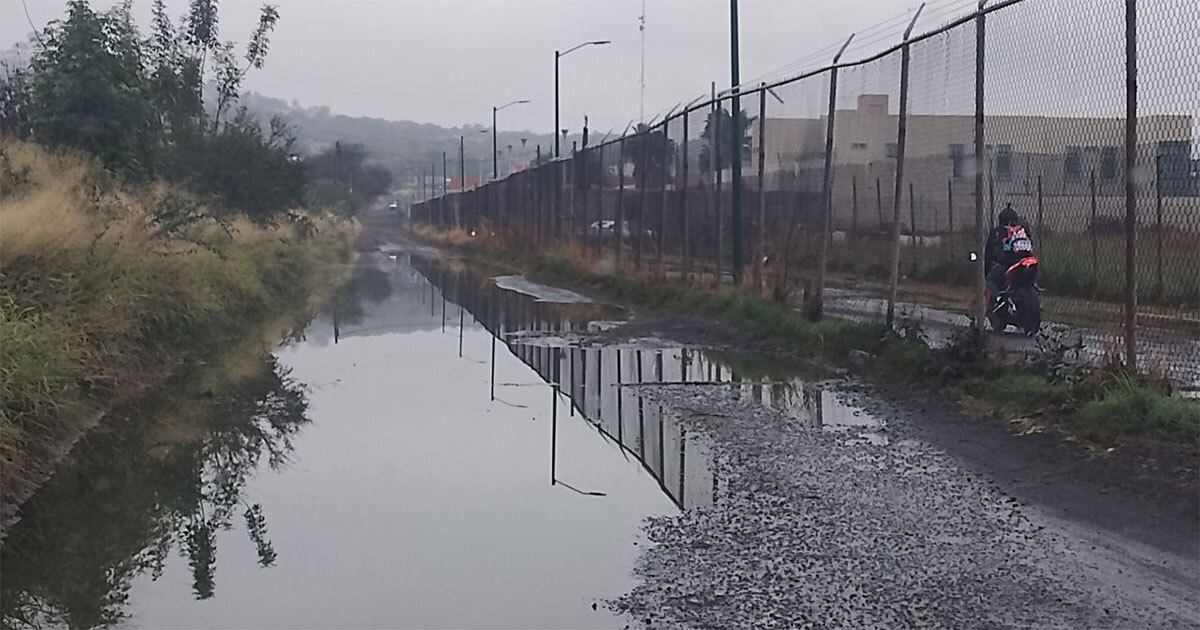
[0,141,356,498]
[412,224,1198,448]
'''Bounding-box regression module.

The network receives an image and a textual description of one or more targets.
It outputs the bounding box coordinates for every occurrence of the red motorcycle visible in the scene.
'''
[986,256,1042,335]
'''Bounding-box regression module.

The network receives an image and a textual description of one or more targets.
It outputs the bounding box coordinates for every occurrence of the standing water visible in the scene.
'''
[1,252,874,629]
[0,253,704,629]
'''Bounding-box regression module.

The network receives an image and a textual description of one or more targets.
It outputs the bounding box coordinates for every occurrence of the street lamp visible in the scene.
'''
[493,99,531,180]
[555,40,610,157]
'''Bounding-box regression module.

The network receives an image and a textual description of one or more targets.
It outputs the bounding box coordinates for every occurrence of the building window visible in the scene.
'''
[1064,146,1082,181]
[1157,140,1195,197]
[886,143,898,158]
[1100,146,1118,180]
[949,144,965,178]
[851,142,868,150]
[994,144,1012,180]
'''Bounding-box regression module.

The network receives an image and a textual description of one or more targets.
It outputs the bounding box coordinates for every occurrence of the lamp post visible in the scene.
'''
[555,40,610,157]
[493,100,531,180]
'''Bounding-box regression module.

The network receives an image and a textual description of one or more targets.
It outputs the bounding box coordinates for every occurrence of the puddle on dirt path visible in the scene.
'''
[1,251,883,629]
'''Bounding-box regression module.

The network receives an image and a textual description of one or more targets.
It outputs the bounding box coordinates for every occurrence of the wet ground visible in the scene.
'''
[2,221,1197,628]
[823,287,1200,392]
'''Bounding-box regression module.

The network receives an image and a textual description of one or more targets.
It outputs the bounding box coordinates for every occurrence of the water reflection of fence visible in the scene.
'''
[412,258,725,509]
[410,256,893,508]
[411,0,1199,387]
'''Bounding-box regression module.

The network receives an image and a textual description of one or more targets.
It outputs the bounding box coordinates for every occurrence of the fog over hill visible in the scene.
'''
[243,93,583,183]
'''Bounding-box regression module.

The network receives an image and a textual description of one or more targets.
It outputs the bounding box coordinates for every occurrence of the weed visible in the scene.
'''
[983,371,1071,413]
[0,140,356,498]
[1078,375,1199,443]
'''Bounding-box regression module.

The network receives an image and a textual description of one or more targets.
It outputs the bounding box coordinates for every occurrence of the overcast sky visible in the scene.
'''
[1,0,969,134]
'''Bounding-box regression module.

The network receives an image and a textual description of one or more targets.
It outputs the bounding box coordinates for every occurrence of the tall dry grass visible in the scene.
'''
[0,140,356,496]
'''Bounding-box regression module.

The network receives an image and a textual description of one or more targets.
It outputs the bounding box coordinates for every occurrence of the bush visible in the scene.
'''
[0,140,355,498]
[872,339,934,382]
[1078,375,1200,443]
[983,372,1071,413]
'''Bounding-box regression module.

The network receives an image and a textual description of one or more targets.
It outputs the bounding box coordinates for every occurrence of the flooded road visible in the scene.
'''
[5,246,1195,629]
[0,252,861,629]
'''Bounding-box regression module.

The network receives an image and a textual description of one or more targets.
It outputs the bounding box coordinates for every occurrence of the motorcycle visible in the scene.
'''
[986,256,1042,335]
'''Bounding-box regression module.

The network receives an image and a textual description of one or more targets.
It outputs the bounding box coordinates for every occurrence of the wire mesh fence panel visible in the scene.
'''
[887,18,979,307]
[683,104,719,281]
[1138,0,1200,385]
[987,0,1133,367]
[759,73,828,304]
[817,50,904,324]
[406,0,1198,388]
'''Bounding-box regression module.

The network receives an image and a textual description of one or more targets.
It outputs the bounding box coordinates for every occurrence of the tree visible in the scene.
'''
[621,123,676,184]
[3,0,300,221]
[304,142,393,216]
[698,107,754,173]
[27,1,156,178]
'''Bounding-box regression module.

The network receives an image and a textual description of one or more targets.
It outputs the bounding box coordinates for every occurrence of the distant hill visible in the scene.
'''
[243,93,575,183]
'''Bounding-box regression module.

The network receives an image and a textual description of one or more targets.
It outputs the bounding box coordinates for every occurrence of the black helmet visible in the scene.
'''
[998,204,1019,227]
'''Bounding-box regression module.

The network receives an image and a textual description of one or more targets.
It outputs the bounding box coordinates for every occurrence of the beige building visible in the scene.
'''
[749,94,1197,234]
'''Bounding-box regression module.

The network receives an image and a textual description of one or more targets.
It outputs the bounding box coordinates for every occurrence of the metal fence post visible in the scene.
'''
[459,136,465,229]
[886,4,925,328]
[1154,155,1163,300]
[535,145,543,246]
[730,1,744,284]
[570,148,579,245]
[554,160,562,243]
[1091,169,1098,293]
[876,177,884,228]
[638,130,648,269]
[948,179,955,264]
[815,38,853,319]
[581,148,590,250]
[595,143,605,258]
[974,0,987,332]
[756,85,767,296]
[659,121,670,278]
[618,137,626,269]
[1036,174,1043,238]
[682,112,691,277]
[909,180,918,277]
[852,175,860,234]
[714,93,724,283]
[1123,0,1138,372]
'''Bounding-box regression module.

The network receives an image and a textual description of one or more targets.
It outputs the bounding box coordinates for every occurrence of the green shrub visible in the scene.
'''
[872,339,933,382]
[1079,377,1200,443]
[983,372,1070,413]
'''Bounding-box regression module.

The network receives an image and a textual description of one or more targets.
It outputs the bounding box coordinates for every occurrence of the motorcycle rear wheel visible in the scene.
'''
[1015,288,1041,335]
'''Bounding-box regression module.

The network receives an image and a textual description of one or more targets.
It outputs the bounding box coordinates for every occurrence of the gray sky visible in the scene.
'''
[2,0,963,134]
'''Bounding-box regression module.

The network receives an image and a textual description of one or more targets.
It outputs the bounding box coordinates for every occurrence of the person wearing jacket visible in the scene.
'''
[984,203,1035,309]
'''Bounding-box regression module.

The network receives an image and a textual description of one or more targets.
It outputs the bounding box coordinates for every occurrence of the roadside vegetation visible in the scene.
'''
[0,140,354,504]
[412,225,1198,449]
[0,1,375,512]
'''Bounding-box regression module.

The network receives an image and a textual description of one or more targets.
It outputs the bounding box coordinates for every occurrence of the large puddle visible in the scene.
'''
[0,252,880,629]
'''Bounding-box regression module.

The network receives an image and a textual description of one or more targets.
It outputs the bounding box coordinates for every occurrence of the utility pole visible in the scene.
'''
[729,0,744,282]
[555,41,610,158]
[639,0,647,123]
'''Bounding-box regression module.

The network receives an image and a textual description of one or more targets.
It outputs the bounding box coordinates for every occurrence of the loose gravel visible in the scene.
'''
[609,383,1196,629]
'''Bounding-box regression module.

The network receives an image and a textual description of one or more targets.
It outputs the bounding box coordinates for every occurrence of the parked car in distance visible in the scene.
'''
[585,220,654,245]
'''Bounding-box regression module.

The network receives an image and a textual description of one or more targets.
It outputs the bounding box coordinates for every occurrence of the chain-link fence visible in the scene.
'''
[412,0,1199,389]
